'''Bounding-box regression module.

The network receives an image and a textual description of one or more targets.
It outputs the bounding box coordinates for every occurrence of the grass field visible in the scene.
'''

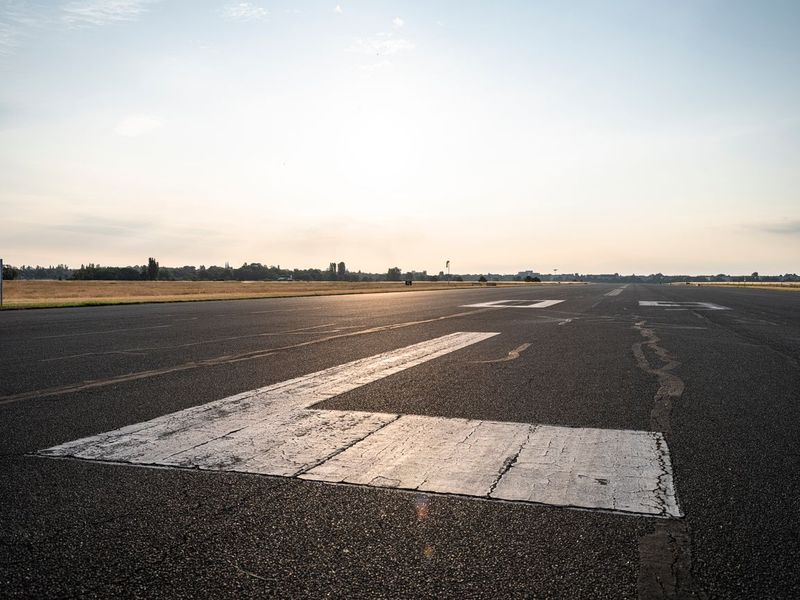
[0,280,563,309]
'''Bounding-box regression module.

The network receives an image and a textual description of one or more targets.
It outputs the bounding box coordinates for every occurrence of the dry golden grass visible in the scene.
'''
[0,280,560,309]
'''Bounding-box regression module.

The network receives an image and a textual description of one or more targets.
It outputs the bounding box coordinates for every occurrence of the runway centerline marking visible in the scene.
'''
[460,300,565,309]
[40,332,680,518]
[639,301,730,310]
[33,324,172,340]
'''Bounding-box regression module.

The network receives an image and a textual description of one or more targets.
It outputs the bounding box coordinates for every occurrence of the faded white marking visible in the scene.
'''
[489,426,680,517]
[40,323,341,363]
[33,324,172,340]
[605,288,625,296]
[41,332,680,518]
[41,332,496,467]
[639,301,730,310]
[526,300,564,308]
[302,419,679,517]
[461,299,565,309]
[1,308,494,406]
[303,417,533,497]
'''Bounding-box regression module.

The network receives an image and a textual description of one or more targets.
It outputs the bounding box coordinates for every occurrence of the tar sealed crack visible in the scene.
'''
[633,319,693,599]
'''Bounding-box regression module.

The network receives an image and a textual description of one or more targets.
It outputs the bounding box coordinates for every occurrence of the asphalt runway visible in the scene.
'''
[1,283,798,598]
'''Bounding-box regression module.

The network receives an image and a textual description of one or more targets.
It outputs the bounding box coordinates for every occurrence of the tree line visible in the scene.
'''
[3,261,798,283]
[4,260,443,282]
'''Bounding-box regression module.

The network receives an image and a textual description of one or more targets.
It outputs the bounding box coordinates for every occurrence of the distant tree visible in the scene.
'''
[751,271,759,280]
[328,262,338,281]
[478,275,487,283]
[199,265,232,281]
[15,264,72,280]
[146,257,159,281]
[337,262,346,279]
[387,267,402,281]
[2,263,19,280]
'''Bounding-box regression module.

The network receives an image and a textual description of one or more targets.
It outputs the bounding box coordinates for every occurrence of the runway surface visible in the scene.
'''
[1,283,798,598]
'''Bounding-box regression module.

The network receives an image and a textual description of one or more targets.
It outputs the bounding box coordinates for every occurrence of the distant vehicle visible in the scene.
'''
[277,276,293,281]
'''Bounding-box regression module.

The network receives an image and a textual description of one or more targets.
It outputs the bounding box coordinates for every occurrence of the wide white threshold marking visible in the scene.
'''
[461,299,565,309]
[639,301,730,310]
[40,332,680,518]
[605,288,625,296]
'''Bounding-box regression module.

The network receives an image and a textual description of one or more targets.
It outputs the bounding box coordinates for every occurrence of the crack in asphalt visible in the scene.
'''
[633,319,693,600]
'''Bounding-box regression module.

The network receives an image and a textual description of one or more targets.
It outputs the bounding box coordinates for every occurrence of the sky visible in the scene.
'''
[1,0,799,275]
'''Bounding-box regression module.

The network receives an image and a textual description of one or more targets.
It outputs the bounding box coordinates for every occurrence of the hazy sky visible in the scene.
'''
[1,1,799,274]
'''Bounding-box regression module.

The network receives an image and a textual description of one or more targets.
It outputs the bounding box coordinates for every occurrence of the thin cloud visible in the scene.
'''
[753,220,800,235]
[392,17,404,28]
[0,1,46,56]
[62,0,155,27]
[114,114,163,137]
[349,32,414,56]
[0,21,19,57]
[222,2,269,22]
[50,214,154,237]
[335,5,343,14]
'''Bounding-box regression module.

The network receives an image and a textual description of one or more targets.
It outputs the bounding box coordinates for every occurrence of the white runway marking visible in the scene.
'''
[489,426,678,516]
[41,333,680,518]
[461,300,565,309]
[301,420,680,517]
[605,288,625,296]
[40,332,496,469]
[639,301,730,310]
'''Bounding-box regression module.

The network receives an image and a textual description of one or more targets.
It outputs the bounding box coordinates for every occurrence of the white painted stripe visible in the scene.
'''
[40,332,681,518]
[525,299,564,308]
[40,332,498,467]
[488,425,680,516]
[605,288,625,296]
[639,301,730,310]
[461,299,565,309]
[301,416,533,497]
[300,419,679,517]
